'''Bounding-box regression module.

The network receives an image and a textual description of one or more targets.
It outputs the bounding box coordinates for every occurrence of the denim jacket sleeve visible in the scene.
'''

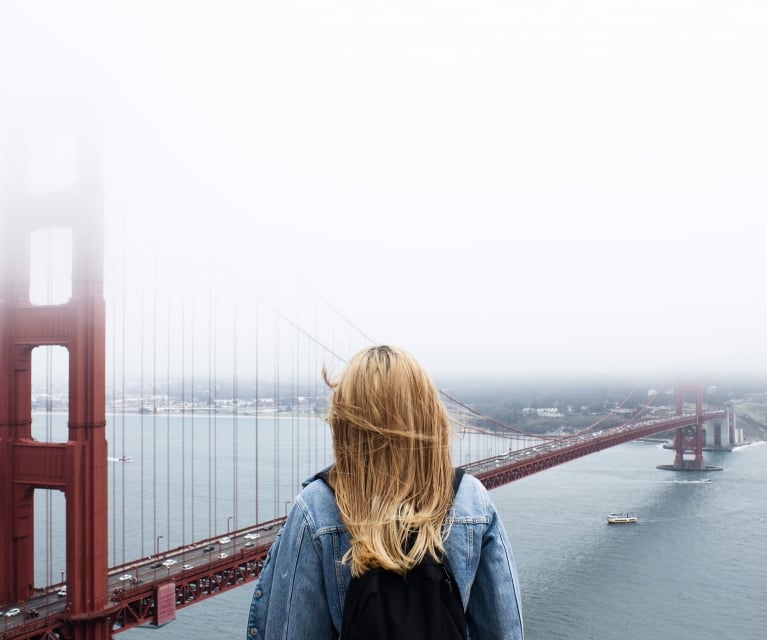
[246,501,337,640]
[445,474,524,640]
[466,506,523,639]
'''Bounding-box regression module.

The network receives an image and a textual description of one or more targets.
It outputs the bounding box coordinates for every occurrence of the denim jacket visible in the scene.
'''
[246,469,523,640]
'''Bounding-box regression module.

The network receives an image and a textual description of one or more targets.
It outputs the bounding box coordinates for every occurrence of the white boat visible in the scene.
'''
[607,513,638,524]
[118,455,133,462]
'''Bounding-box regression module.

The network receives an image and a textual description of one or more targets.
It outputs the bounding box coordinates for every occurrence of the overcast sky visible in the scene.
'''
[2,1,766,382]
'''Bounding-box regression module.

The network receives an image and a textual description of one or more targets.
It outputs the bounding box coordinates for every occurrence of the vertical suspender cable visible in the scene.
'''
[110,236,117,566]
[139,255,146,559]
[189,279,195,545]
[312,304,317,474]
[208,276,215,537]
[273,315,279,516]
[315,332,320,475]
[253,297,260,526]
[166,267,172,549]
[294,306,300,492]
[232,290,238,533]
[152,249,158,555]
[213,287,218,535]
[120,233,127,566]
[312,294,318,476]
[181,270,186,548]
[291,301,297,497]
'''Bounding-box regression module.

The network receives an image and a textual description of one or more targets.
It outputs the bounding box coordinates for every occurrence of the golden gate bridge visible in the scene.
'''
[1,141,733,640]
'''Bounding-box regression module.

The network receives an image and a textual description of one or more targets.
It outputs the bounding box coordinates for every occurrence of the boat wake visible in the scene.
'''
[733,440,765,452]
[650,478,712,484]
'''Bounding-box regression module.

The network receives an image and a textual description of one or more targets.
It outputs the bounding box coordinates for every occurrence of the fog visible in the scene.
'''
[2,1,766,382]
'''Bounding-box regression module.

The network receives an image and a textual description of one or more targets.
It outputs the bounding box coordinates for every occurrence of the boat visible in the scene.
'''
[607,513,637,524]
[117,455,133,462]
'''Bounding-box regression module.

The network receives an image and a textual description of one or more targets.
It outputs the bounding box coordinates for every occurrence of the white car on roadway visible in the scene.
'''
[218,536,232,544]
[118,574,134,582]
[243,533,261,540]
[5,608,20,618]
[162,559,177,567]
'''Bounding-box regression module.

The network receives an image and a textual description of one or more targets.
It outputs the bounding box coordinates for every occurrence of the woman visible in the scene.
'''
[246,345,523,639]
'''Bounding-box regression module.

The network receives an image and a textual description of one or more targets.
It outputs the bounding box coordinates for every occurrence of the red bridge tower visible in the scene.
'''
[0,132,110,640]
[655,381,724,472]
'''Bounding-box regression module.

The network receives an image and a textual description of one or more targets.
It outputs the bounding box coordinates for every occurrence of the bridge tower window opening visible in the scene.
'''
[33,488,66,590]
[29,228,73,306]
[31,346,69,443]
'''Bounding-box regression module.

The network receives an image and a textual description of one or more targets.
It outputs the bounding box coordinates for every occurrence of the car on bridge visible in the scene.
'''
[4,608,21,618]
[162,559,177,567]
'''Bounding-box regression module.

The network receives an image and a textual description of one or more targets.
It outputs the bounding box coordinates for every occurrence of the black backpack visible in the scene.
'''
[315,467,467,640]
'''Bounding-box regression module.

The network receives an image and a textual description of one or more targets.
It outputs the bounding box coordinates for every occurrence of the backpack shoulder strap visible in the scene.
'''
[452,467,465,496]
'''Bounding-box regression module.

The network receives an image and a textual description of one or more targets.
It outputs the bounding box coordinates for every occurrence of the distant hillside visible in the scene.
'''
[437,377,767,442]
[731,393,767,442]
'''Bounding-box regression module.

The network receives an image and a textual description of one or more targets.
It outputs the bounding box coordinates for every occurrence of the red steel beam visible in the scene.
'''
[476,412,726,490]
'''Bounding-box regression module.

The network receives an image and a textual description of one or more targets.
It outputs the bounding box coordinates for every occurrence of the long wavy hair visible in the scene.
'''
[324,345,455,577]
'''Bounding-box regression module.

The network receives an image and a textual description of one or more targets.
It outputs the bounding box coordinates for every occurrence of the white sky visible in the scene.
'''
[2,1,766,381]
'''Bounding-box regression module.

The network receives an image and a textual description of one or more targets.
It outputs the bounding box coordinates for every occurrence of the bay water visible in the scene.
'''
[32,414,767,639]
[126,439,767,640]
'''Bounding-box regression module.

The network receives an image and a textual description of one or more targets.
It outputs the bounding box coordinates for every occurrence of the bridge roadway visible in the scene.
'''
[2,411,726,640]
[1,520,284,640]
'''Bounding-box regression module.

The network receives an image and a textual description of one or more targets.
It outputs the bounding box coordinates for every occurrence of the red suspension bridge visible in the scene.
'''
[1,150,734,640]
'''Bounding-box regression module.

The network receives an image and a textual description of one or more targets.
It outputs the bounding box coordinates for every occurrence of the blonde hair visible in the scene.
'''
[324,345,455,577]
